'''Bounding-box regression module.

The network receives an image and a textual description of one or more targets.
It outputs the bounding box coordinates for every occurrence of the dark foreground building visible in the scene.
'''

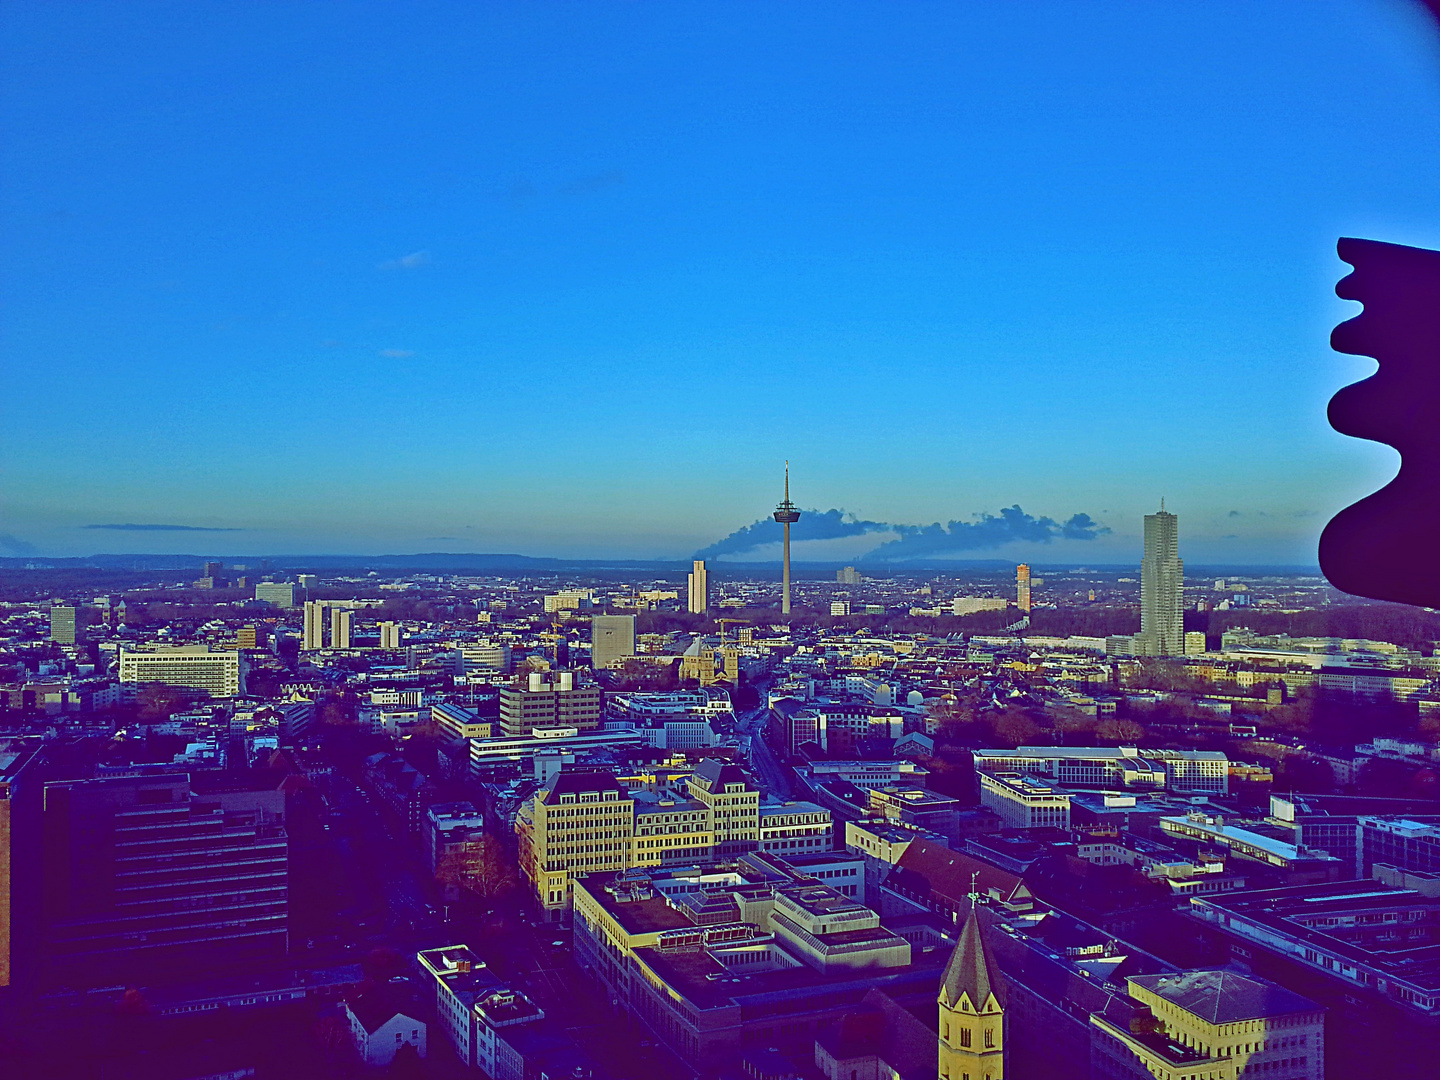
[41,771,288,988]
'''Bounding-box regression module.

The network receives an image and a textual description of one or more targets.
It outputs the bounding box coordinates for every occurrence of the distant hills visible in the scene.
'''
[0,551,1322,578]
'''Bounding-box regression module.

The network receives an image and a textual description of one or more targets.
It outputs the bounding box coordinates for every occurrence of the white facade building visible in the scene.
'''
[119,645,244,698]
[979,772,1071,829]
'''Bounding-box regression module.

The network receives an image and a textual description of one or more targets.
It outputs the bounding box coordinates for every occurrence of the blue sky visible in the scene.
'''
[3,1,1440,564]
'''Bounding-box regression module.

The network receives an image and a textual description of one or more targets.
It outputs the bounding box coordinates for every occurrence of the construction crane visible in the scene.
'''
[717,618,748,643]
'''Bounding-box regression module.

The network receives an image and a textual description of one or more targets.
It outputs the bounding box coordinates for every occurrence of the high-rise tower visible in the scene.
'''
[1139,502,1183,656]
[1016,564,1032,613]
[688,560,709,615]
[773,462,801,616]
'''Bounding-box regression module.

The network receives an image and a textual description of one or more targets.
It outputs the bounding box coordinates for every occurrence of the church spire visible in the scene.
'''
[938,892,1006,1012]
[938,887,1007,1079]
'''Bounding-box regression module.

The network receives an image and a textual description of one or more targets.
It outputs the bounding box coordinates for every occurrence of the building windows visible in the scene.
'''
[959,1027,971,1047]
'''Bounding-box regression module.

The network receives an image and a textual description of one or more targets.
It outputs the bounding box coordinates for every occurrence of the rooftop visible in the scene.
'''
[1129,970,1319,1024]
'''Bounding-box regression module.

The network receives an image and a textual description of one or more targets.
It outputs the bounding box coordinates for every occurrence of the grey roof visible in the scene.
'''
[542,767,623,805]
[693,757,752,788]
[1127,970,1318,1024]
[939,903,1007,1011]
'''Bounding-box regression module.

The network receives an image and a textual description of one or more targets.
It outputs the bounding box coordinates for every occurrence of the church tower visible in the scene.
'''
[937,890,1007,1080]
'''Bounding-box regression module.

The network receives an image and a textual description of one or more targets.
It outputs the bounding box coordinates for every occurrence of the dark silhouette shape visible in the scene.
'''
[1320,237,1440,606]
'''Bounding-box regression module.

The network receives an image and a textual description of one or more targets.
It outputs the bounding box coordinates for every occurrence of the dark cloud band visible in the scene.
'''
[696,505,1109,562]
[83,523,245,532]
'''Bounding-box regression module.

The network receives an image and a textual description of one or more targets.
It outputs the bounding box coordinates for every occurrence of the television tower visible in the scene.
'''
[773,461,801,615]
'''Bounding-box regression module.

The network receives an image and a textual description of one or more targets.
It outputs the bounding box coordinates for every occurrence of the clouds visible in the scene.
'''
[863,506,1110,562]
[695,509,891,559]
[83,523,244,532]
[378,250,431,271]
[0,533,37,555]
[697,504,1110,561]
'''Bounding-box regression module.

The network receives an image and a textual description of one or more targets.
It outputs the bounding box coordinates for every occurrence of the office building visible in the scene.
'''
[1189,881,1435,1076]
[331,606,352,650]
[432,702,493,742]
[837,566,861,585]
[417,945,503,1069]
[281,701,314,741]
[572,858,925,1076]
[41,772,287,987]
[424,803,488,878]
[953,596,1008,616]
[1016,563,1032,613]
[296,573,318,590]
[498,671,603,737]
[378,620,402,650]
[979,772,1071,829]
[688,758,760,857]
[303,599,327,651]
[1,739,43,989]
[831,599,851,617]
[973,746,1230,794]
[1092,971,1322,1080]
[517,769,636,922]
[758,801,833,856]
[119,645,245,698]
[454,641,510,675]
[773,461,801,615]
[687,559,709,615]
[590,614,636,670]
[1138,504,1183,656]
[254,581,296,608]
[48,606,80,645]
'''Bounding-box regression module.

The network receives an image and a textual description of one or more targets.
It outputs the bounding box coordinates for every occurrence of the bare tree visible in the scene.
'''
[436,836,518,905]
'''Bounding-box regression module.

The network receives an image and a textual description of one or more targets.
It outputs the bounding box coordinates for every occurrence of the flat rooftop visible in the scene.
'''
[633,943,946,1012]
[1195,884,1440,994]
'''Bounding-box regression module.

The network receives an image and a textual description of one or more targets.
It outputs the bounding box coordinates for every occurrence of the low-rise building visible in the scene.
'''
[759,800,833,856]
[973,745,1230,794]
[416,945,500,1067]
[344,989,427,1068]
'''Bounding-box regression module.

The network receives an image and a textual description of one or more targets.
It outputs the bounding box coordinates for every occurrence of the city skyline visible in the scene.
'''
[4,3,1439,564]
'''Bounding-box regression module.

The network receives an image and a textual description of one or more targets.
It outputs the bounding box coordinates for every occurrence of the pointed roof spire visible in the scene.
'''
[938,897,1007,1011]
[785,460,790,502]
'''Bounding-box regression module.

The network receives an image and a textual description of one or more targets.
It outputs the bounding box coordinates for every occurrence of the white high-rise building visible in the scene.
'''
[377,621,401,650]
[1138,504,1183,656]
[330,607,352,650]
[303,600,326,651]
[687,560,708,615]
[254,581,296,608]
